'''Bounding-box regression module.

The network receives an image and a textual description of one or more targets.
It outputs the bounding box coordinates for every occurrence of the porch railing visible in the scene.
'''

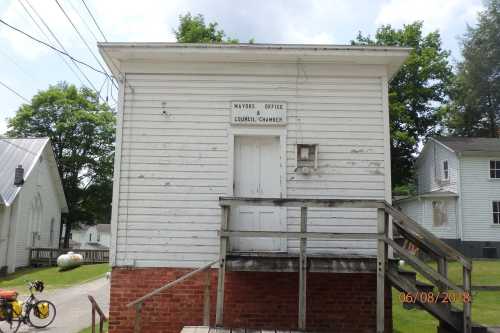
[216,197,472,333]
[29,248,109,266]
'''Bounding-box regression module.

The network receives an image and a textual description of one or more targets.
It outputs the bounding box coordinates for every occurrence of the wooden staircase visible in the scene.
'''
[385,205,487,333]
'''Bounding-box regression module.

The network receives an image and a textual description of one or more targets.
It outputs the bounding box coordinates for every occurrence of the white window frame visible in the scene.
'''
[491,161,500,179]
[493,201,500,225]
[442,160,449,180]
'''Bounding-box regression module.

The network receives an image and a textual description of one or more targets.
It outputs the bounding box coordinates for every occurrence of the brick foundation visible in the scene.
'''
[109,268,392,333]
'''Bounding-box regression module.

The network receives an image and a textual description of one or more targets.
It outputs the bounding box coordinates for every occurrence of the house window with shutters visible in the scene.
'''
[490,161,500,178]
[432,201,448,227]
[493,201,500,224]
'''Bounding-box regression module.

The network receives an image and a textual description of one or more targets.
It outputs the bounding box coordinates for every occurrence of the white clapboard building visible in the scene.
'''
[397,137,500,259]
[99,43,476,333]
[0,138,68,273]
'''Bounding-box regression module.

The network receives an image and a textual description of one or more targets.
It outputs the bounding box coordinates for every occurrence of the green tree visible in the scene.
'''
[353,22,453,192]
[444,0,500,137]
[7,82,115,247]
[174,13,239,43]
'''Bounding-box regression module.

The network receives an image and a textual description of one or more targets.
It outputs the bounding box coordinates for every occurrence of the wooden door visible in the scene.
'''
[232,136,284,252]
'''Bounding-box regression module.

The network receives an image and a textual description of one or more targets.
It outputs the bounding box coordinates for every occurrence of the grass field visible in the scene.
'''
[393,260,500,332]
[0,264,109,293]
[78,321,109,333]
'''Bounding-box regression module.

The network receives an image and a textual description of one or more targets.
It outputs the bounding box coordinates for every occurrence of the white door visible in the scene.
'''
[232,136,285,252]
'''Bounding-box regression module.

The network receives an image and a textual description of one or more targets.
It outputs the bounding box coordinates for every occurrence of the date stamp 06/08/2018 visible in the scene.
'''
[399,291,472,304]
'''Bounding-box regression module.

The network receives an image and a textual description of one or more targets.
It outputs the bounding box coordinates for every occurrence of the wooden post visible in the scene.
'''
[437,257,448,292]
[298,206,307,331]
[134,303,142,333]
[376,208,388,333]
[463,266,472,333]
[203,269,211,326]
[91,301,96,333]
[216,205,229,327]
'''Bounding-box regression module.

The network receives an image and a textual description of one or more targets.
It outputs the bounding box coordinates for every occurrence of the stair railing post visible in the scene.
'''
[298,206,308,331]
[216,205,230,327]
[203,269,211,326]
[377,208,388,333]
[134,302,142,333]
[463,266,472,333]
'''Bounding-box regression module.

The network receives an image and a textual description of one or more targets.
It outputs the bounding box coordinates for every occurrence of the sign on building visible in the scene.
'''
[231,102,287,125]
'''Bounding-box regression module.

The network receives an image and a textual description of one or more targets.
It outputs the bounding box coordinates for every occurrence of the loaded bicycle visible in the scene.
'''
[0,280,56,333]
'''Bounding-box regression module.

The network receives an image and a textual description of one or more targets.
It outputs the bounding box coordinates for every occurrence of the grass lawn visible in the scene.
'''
[78,321,108,333]
[402,260,500,286]
[0,264,110,293]
[393,260,500,332]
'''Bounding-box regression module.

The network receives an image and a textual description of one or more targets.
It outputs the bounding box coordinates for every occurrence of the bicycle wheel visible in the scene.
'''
[0,319,21,333]
[27,300,56,328]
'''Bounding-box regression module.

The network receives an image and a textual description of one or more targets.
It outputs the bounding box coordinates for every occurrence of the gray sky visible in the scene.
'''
[0,0,484,134]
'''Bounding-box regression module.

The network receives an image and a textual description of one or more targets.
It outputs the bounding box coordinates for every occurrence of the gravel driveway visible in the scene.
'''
[1,277,109,333]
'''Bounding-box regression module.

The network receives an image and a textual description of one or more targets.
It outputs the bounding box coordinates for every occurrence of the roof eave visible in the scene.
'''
[98,42,411,79]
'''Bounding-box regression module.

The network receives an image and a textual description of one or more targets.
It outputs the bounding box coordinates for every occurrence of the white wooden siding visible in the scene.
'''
[13,148,62,268]
[460,157,500,242]
[115,69,388,267]
[417,141,459,194]
[399,197,458,239]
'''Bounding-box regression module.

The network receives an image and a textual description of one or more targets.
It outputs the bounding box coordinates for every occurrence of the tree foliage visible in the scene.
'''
[444,0,500,137]
[174,13,239,43]
[353,22,453,192]
[7,82,115,246]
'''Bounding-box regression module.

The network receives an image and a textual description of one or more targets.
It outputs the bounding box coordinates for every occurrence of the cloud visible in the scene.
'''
[375,0,483,33]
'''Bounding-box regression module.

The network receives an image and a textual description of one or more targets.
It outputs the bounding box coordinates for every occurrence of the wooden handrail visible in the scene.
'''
[127,259,218,308]
[128,260,218,333]
[383,203,471,270]
[217,197,471,269]
[88,295,107,333]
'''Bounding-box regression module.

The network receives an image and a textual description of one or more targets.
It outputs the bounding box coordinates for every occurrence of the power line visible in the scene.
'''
[81,0,107,42]
[18,0,86,87]
[66,0,100,44]
[0,80,30,103]
[0,47,39,83]
[0,18,111,78]
[53,0,117,89]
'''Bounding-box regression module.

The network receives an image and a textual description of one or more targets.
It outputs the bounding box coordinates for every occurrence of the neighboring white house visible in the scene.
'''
[397,137,500,258]
[0,138,68,273]
[70,224,111,249]
[99,42,410,332]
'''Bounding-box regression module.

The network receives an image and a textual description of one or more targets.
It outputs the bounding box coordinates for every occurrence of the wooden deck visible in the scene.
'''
[181,327,314,333]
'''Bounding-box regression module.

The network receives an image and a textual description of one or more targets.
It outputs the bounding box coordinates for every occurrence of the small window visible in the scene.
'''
[490,161,500,178]
[432,201,448,227]
[89,233,92,242]
[493,201,500,224]
[97,233,101,242]
[442,160,449,180]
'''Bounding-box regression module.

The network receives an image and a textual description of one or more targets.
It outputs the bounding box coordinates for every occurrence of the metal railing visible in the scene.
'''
[127,259,218,333]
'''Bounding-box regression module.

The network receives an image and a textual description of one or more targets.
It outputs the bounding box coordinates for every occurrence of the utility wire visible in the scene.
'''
[81,0,107,42]
[0,47,39,83]
[66,0,100,44]
[23,0,99,91]
[0,80,30,103]
[0,18,110,78]
[53,0,117,89]
[18,0,86,87]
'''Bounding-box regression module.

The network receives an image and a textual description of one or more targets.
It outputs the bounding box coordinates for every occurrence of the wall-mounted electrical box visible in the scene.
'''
[296,144,318,174]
